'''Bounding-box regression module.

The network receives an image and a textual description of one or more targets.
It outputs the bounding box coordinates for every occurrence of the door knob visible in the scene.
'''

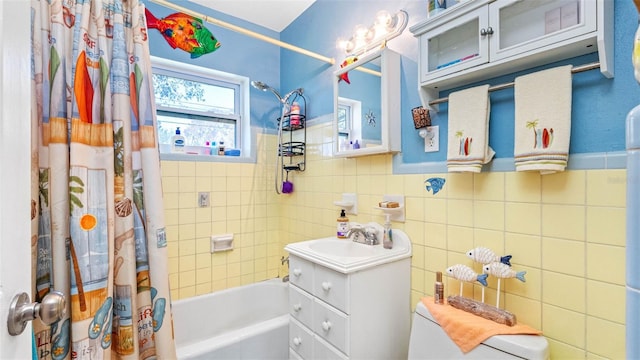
[7,291,66,336]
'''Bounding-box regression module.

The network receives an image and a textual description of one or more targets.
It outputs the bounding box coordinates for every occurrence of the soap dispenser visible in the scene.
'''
[171,127,185,153]
[337,209,350,239]
[383,214,393,249]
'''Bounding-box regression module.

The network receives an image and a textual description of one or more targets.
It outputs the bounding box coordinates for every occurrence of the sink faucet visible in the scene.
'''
[346,227,378,245]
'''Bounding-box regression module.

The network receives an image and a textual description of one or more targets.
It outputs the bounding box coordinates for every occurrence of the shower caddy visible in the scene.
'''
[276,92,307,194]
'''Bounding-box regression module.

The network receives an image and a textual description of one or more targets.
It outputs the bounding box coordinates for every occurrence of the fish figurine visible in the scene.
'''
[145,9,221,58]
[467,247,512,266]
[445,264,488,286]
[425,177,445,195]
[483,262,526,282]
[339,56,358,84]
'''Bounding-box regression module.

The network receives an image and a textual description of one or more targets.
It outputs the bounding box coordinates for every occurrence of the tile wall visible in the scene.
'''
[163,123,626,359]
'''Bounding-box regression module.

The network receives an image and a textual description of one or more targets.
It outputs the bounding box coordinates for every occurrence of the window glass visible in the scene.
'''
[151,57,247,156]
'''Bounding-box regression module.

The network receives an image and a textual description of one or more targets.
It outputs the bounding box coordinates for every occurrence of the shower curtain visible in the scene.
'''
[30,0,176,359]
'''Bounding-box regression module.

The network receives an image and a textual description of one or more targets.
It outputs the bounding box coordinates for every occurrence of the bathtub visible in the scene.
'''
[172,279,289,359]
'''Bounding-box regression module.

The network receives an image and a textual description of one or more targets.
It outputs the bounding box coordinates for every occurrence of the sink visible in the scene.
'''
[284,230,412,274]
[309,239,384,258]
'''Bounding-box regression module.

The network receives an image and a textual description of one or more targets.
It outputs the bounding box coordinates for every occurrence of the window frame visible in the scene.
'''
[338,96,362,143]
[150,56,253,162]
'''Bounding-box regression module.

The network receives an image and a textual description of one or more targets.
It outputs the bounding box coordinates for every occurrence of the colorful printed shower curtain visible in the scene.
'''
[30,0,176,358]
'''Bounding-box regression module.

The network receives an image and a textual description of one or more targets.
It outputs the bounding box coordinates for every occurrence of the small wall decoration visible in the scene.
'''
[338,55,358,84]
[366,109,376,127]
[145,9,221,58]
[424,177,445,195]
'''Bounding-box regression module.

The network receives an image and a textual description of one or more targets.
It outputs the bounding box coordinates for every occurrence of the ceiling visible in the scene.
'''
[189,0,316,32]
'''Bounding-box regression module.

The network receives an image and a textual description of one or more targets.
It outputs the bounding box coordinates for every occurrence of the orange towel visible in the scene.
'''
[421,297,542,354]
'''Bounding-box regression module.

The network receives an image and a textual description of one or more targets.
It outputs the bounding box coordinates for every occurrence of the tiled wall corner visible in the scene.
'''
[163,124,627,358]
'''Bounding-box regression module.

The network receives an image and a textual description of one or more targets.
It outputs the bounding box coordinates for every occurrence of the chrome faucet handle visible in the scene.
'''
[363,227,379,245]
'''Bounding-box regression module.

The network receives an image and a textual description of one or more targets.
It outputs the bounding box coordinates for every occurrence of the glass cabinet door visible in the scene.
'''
[420,7,489,83]
[490,0,596,62]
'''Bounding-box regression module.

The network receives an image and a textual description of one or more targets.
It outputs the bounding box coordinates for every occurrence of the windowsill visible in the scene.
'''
[160,152,255,163]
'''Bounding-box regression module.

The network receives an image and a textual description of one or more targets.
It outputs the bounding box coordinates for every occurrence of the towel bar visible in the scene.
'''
[428,62,601,106]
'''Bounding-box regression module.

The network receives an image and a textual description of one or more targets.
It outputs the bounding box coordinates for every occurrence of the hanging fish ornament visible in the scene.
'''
[445,264,489,286]
[145,9,221,58]
[467,247,512,266]
[483,262,526,282]
[339,56,358,84]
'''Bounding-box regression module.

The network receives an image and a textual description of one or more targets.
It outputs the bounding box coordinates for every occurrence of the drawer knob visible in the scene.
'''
[293,303,302,312]
[322,320,332,332]
[293,269,302,277]
[321,281,332,291]
[293,337,302,346]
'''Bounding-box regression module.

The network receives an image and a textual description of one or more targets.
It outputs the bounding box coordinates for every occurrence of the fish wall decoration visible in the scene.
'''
[145,9,221,58]
[425,177,445,195]
[339,56,358,84]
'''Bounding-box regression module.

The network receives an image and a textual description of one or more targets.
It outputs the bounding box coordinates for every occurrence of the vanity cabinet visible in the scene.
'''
[287,255,410,359]
[410,0,613,107]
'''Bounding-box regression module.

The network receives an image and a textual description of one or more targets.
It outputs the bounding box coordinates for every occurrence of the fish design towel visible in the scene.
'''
[447,84,495,172]
[421,297,542,353]
[514,65,572,174]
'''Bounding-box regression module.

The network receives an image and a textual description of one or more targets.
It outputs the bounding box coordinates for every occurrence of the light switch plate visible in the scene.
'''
[424,126,439,152]
[198,192,210,207]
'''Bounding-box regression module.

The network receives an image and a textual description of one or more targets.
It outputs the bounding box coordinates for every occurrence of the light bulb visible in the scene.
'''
[353,24,369,40]
[375,10,392,30]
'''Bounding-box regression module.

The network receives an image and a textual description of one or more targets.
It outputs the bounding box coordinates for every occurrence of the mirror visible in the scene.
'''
[333,48,400,157]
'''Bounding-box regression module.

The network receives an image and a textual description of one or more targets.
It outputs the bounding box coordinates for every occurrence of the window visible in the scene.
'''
[337,103,351,140]
[337,97,362,146]
[150,57,250,157]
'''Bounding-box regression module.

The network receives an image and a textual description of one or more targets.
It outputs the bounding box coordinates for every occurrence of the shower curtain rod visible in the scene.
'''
[148,0,335,65]
[428,61,601,106]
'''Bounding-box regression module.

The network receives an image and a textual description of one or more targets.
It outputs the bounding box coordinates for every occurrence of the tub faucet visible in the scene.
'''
[346,226,378,245]
[281,256,290,282]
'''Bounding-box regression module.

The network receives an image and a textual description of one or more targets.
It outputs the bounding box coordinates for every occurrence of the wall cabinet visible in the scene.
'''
[409,0,613,109]
[286,255,410,359]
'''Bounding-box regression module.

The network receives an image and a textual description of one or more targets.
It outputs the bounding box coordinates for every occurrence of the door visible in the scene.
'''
[0,0,33,357]
[420,6,489,83]
[488,0,597,62]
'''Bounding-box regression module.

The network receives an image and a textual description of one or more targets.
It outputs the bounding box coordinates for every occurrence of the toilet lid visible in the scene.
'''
[415,302,549,359]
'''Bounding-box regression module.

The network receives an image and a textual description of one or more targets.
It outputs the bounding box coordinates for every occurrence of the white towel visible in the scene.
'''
[447,84,495,173]
[514,65,572,174]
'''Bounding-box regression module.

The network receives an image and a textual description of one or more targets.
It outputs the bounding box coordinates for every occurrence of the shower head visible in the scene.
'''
[251,80,282,102]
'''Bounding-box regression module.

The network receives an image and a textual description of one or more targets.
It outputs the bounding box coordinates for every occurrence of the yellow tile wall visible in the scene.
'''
[162,124,626,359]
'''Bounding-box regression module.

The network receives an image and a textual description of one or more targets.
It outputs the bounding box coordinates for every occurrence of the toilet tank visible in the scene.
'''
[408,302,549,360]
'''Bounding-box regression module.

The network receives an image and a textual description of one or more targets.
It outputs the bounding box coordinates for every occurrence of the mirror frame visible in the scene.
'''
[333,47,400,158]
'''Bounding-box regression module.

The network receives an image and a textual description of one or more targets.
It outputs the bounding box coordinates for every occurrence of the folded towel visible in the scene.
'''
[421,297,542,354]
[514,65,572,174]
[447,85,495,172]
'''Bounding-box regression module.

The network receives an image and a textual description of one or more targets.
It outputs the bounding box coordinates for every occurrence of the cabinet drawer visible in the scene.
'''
[313,299,349,355]
[313,265,348,313]
[289,256,314,294]
[289,284,314,328]
[314,336,348,360]
[289,317,314,360]
[289,348,303,360]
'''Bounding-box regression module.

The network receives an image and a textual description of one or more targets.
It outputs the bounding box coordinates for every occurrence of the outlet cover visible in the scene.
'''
[424,126,439,153]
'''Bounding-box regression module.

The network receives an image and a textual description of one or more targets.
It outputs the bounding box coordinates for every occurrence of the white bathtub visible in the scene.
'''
[172,279,290,359]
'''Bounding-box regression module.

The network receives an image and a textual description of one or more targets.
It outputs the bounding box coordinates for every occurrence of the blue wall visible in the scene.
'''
[281,0,640,164]
[148,0,640,165]
[146,1,283,129]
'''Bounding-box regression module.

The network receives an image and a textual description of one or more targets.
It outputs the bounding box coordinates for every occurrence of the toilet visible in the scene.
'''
[408,301,549,359]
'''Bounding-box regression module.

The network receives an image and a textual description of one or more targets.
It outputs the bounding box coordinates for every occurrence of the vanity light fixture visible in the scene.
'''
[336,9,409,57]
